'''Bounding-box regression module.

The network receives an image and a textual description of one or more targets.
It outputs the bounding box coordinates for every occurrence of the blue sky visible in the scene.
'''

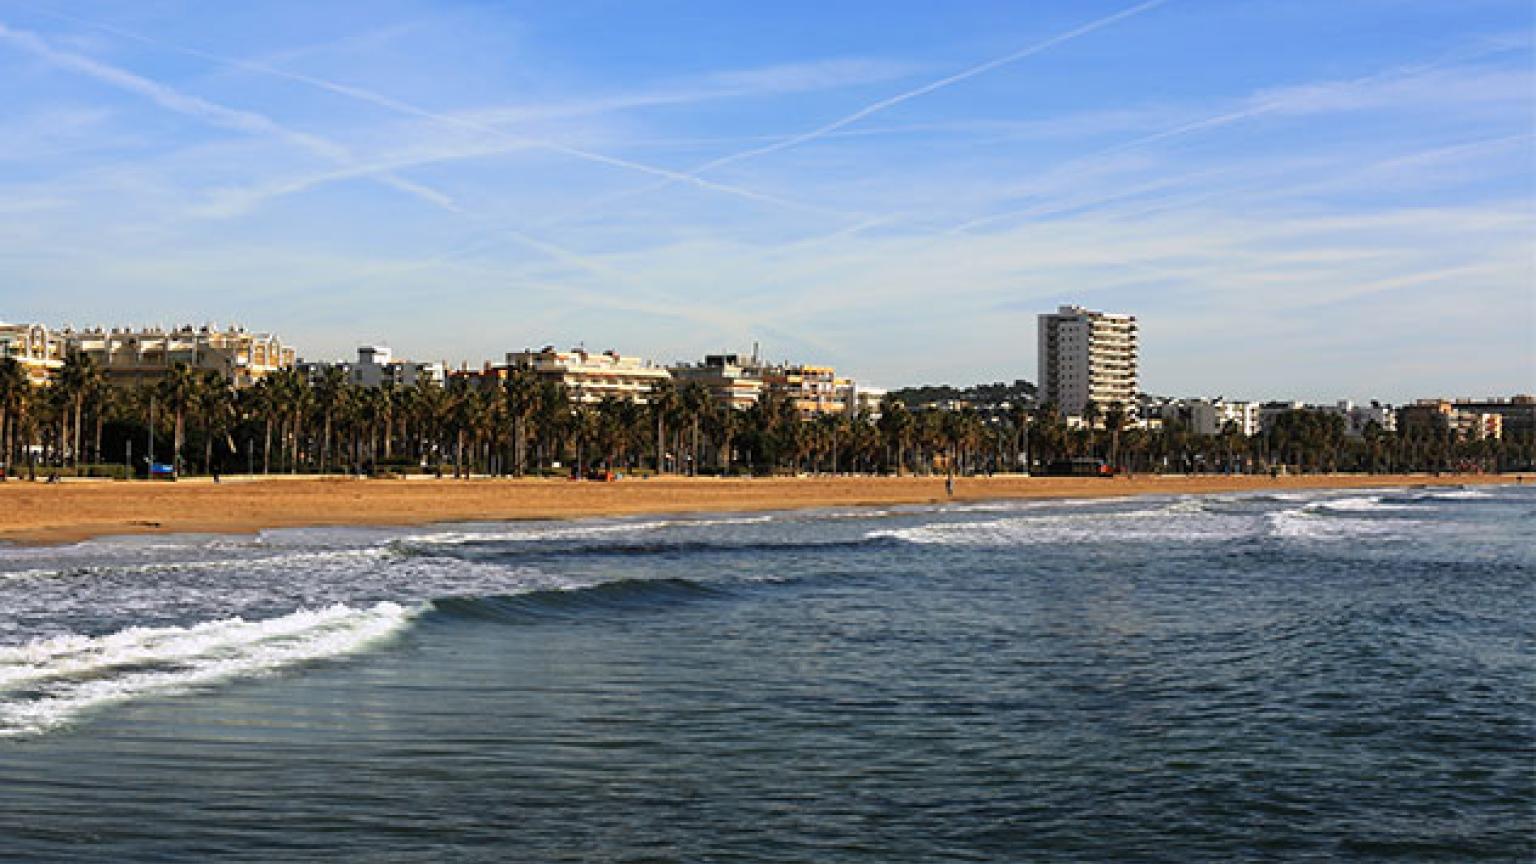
[0,0,1531,400]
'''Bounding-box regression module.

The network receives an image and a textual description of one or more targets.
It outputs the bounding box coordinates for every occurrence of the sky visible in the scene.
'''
[0,0,1531,402]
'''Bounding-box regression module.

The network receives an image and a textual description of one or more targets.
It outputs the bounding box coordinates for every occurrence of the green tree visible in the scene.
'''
[156,363,199,476]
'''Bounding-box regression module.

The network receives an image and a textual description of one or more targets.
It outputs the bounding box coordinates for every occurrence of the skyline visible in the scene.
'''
[1,1,1532,402]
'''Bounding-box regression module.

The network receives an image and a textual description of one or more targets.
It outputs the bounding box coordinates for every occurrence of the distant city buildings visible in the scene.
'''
[0,322,65,386]
[669,354,764,411]
[298,345,445,389]
[670,354,881,418]
[4,312,1527,447]
[1395,398,1530,441]
[1141,397,1259,436]
[502,346,672,405]
[1,321,294,389]
[1037,305,1138,419]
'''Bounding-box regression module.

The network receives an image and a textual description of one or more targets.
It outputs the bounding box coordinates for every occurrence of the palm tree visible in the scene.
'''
[313,366,350,474]
[680,381,711,477]
[648,379,680,474]
[702,400,739,473]
[1103,401,1127,470]
[0,358,27,473]
[197,370,234,474]
[503,367,541,476]
[412,377,448,476]
[156,363,199,476]
[877,398,912,475]
[271,367,312,473]
[56,351,103,468]
[244,377,278,474]
[572,403,600,476]
[1006,402,1031,473]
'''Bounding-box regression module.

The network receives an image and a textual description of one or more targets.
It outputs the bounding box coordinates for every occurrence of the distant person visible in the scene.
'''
[945,475,954,497]
[212,467,221,483]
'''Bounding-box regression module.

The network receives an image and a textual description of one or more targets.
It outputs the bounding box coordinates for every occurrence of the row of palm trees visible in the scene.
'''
[1,354,1530,478]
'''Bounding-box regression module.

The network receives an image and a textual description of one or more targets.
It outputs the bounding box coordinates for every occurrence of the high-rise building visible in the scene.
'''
[1036,305,1138,418]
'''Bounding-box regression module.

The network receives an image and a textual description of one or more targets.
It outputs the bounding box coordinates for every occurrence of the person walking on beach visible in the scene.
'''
[945,474,954,497]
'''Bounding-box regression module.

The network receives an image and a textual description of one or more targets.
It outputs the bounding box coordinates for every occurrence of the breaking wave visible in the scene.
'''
[868,500,1250,547]
[0,602,415,738]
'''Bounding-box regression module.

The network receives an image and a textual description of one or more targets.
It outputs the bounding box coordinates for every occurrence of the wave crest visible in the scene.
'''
[0,602,414,738]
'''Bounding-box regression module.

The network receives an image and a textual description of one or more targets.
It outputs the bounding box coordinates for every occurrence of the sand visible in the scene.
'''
[0,472,1521,546]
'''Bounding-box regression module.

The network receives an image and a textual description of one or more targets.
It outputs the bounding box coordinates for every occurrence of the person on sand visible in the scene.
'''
[945,475,954,497]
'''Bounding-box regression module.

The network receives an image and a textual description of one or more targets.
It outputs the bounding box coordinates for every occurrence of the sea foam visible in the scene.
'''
[0,602,414,737]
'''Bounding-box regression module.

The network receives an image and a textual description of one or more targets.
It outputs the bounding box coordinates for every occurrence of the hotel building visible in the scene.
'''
[1398,399,1509,441]
[502,346,671,404]
[299,345,445,389]
[757,363,849,419]
[66,324,295,389]
[0,321,66,386]
[1,321,294,388]
[1037,305,1138,419]
[1142,397,1259,436]
[669,354,764,410]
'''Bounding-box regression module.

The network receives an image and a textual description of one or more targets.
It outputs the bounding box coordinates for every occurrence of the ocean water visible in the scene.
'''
[0,486,1531,862]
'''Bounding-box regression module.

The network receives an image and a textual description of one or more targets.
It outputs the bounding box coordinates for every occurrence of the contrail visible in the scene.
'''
[689,0,1173,174]
[15,6,855,221]
[0,20,460,213]
[545,0,1172,223]
[945,40,1525,235]
[4,12,779,333]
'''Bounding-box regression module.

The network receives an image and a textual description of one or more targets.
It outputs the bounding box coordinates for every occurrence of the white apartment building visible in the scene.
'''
[0,321,66,385]
[4,322,294,388]
[505,346,671,404]
[669,354,764,410]
[1314,400,1397,438]
[842,383,887,419]
[299,345,446,389]
[1037,305,1138,419]
[1144,397,1259,436]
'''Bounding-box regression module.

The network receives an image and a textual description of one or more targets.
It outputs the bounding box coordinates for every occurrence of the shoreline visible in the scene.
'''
[0,472,1521,547]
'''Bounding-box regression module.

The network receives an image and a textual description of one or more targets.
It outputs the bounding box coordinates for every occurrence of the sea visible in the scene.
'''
[0,485,1531,863]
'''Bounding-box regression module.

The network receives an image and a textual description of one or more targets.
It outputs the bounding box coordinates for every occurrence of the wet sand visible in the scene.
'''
[0,472,1519,546]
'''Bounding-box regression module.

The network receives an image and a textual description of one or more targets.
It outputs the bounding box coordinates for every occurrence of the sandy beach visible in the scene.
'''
[0,472,1519,546]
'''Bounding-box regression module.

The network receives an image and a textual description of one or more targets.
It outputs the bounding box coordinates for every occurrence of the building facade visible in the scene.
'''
[758,363,848,419]
[504,346,671,404]
[669,354,764,410]
[299,345,445,389]
[1398,399,1510,441]
[1144,397,1259,436]
[2,322,294,388]
[74,325,295,389]
[1037,305,1138,418]
[0,321,66,385]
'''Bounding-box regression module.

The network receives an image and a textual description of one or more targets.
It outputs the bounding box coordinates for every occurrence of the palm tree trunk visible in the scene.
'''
[263,416,272,474]
[655,416,665,474]
[174,410,185,475]
[73,396,83,468]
